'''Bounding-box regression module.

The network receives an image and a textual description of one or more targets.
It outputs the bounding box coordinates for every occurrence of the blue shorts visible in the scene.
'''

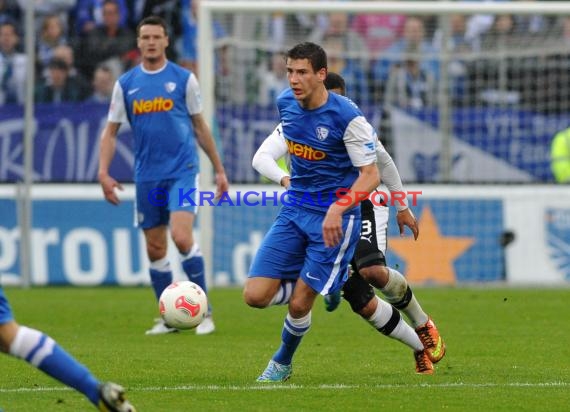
[249,205,361,295]
[136,173,199,229]
[0,287,14,325]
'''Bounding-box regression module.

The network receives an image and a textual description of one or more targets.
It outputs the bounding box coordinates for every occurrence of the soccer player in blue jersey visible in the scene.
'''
[0,288,135,411]
[243,42,381,382]
[252,72,444,375]
[98,16,228,335]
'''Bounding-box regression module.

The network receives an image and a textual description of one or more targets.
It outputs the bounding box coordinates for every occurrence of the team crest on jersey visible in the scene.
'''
[316,126,329,141]
[165,82,176,93]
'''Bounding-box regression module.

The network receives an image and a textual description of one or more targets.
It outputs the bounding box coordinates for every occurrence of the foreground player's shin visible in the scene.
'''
[257,312,311,382]
[10,326,101,406]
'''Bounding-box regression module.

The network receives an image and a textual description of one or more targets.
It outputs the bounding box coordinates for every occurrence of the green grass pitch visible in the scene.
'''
[1,287,569,411]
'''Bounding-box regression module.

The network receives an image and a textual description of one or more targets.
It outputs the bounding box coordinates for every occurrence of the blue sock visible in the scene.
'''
[150,269,173,301]
[181,255,206,292]
[10,326,100,406]
[273,313,311,365]
[149,257,173,301]
[180,244,211,313]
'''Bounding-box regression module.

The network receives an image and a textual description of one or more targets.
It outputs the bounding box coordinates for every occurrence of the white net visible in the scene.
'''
[199,2,570,285]
[202,1,570,184]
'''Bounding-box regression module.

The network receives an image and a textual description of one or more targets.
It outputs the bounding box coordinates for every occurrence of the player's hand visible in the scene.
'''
[99,174,123,205]
[214,171,229,199]
[280,176,290,189]
[397,208,419,240]
[323,207,343,247]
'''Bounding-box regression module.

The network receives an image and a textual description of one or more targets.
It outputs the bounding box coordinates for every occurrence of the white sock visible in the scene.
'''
[269,280,295,305]
[367,297,423,351]
[381,268,428,327]
[9,326,54,366]
[180,243,202,260]
[149,256,171,272]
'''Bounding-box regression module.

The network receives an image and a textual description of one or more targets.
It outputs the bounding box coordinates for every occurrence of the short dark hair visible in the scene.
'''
[324,72,346,95]
[48,57,69,71]
[286,42,327,72]
[136,15,168,37]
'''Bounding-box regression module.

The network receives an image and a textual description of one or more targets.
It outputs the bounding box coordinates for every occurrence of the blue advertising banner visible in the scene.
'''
[386,199,505,283]
[0,192,504,286]
[210,197,505,286]
[0,198,147,285]
[545,208,570,281]
[0,103,134,182]
[2,103,565,183]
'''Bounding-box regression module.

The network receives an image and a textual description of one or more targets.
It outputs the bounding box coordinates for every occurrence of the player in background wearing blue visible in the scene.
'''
[0,288,135,411]
[244,42,380,382]
[98,16,228,335]
[253,72,443,374]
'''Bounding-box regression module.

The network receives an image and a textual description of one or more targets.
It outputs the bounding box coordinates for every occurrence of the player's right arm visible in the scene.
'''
[252,123,290,188]
[98,81,126,205]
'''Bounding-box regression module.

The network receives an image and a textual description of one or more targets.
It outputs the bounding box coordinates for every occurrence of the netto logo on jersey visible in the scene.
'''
[133,97,174,114]
[286,139,326,161]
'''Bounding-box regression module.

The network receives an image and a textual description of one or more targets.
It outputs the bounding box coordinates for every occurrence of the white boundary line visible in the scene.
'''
[1,381,568,393]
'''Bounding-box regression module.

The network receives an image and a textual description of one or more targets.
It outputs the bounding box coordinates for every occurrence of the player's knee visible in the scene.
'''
[287,296,310,319]
[359,265,389,289]
[242,283,271,308]
[356,296,377,318]
[146,242,167,261]
[342,273,375,313]
[171,230,193,253]
[0,321,19,353]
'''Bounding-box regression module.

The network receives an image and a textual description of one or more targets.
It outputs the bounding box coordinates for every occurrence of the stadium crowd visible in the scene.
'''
[1,1,569,111]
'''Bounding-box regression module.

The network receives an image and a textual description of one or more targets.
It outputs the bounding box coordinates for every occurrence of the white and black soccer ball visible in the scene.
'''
[159,281,208,330]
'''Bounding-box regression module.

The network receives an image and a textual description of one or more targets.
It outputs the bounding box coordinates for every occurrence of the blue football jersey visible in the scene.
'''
[277,89,376,211]
[115,62,200,182]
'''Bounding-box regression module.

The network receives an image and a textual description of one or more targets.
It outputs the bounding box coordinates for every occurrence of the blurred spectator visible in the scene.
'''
[433,14,479,52]
[0,0,21,26]
[76,0,136,79]
[480,14,518,50]
[127,0,180,59]
[269,5,325,49]
[35,57,90,103]
[74,0,129,37]
[0,20,25,105]
[372,17,439,84]
[432,14,476,105]
[178,0,197,72]
[384,45,437,110]
[16,0,74,34]
[86,64,115,103]
[322,34,369,106]
[350,12,407,58]
[309,12,369,64]
[551,127,570,183]
[177,0,226,74]
[50,44,92,91]
[257,51,288,106]
[37,14,67,75]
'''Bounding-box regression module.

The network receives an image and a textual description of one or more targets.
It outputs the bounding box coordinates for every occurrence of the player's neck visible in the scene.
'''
[302,87,328,110]
[142,55,168,72]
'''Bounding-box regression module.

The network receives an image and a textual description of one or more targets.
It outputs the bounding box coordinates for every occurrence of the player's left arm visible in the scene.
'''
[376,145,419,240]
[191,113,229,198]
[186,73,228,198]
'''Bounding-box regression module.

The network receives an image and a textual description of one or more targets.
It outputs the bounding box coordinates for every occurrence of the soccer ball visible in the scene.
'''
[159,281,208,329]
